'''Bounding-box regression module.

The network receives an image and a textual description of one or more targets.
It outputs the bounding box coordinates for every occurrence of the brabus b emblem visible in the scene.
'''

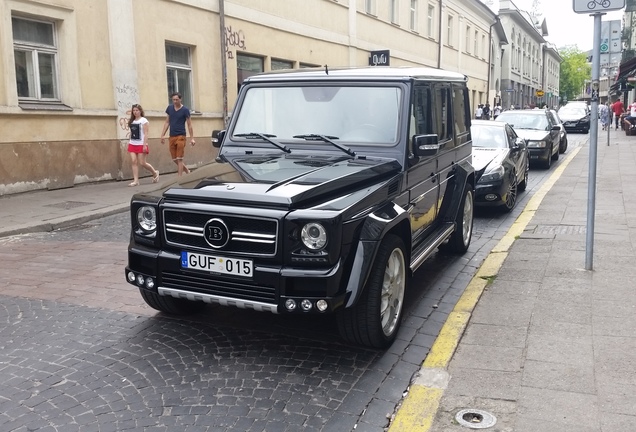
[203,218,229,248]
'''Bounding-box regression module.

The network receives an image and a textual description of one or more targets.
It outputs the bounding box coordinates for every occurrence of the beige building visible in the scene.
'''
[1,0,498,196]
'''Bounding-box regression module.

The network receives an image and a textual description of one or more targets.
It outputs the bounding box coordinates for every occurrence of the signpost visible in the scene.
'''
[572,0,626,270]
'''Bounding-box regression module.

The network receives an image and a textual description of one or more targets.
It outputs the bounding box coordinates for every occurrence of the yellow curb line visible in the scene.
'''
[388,146,582,431]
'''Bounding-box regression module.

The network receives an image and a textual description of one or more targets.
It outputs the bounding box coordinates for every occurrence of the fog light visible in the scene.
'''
[285,299,297,311]
[145,278,155,289]
[301,299,313,311]
[136,274,145,285]
[485,194,498,201]
[316,299,328,312]
[127,271,136,283]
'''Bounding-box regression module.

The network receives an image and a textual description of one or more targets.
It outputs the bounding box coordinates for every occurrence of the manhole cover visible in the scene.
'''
[45,201,93,209]
[455,409,497,429]
[534,225,586,235]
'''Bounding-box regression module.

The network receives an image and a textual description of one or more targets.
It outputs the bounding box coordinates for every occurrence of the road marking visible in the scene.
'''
[388,146,583,431]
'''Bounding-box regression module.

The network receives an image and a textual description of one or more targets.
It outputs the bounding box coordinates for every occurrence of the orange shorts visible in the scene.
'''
[169,135,186,160]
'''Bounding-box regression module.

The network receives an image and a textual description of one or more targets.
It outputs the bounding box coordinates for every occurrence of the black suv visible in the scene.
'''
[125,67,476,348]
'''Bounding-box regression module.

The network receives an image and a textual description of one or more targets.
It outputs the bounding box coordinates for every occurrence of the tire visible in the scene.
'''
[446,187,474,254]
[337,235,407,349]
[518,160,529,192]
[139,288,206,315]
[542,146,553,169]
[587,1,596,8]
[551,143,560,161]
[502,172,518,213]
[559,136,568,154]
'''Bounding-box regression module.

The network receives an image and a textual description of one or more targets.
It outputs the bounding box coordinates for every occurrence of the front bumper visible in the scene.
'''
[126,243,349,314]
[528,147,551,163]
[475,181,506,206]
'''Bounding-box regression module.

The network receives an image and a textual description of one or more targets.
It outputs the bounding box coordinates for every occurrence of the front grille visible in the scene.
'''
[163,210,278,256]
[162,271,276,304]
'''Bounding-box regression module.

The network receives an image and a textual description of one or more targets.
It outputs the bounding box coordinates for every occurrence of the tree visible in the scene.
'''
[559,46,591,103]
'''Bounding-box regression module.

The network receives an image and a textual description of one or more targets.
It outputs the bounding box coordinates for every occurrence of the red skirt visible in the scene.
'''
[128,143,148,154]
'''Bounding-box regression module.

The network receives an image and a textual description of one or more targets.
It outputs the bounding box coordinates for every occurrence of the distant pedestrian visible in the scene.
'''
[482,103,491,120]
[612,98,625,130]
[475,104,483,119]
[160,92,195,176]
[600,102,610,130]
[127,104,159,187]
[493,103,502,119]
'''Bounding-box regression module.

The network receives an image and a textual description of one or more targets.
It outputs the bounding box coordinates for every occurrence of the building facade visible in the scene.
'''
[497,0,559,109]
[0,0,511,196]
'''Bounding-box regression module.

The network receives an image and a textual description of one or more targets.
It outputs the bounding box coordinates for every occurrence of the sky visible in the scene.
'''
[487,0,625,52]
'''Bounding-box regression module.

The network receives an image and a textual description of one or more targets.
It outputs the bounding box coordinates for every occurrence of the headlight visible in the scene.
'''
[301,222,327,250]
[479,165,505,183]
[527,140,547,148]
[137,206,157,232]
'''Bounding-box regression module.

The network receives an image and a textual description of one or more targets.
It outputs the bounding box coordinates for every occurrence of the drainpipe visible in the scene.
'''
[437,0,443,68]
[219,0,229,127]
[487,21,494,105]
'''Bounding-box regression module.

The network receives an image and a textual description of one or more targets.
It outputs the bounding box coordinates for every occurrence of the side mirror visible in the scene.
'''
[551,125,560,132]
[412,134,440,157]
[212,130,226,148]
[514,138,526,148]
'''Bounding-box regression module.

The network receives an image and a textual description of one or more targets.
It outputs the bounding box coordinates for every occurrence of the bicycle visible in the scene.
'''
[587,0,611,9]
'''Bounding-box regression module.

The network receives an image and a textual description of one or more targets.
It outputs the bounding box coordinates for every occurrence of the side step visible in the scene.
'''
[410,222,455,272]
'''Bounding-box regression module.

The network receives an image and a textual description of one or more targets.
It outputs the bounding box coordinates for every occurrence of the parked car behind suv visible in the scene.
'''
[495,109,561,169]
[558,105,590,134]
[125,67,476,348]
[471,120,529,212]
[548,109,568,153]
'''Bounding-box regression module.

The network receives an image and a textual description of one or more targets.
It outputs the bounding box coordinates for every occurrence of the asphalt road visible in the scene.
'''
[0,133,587,432]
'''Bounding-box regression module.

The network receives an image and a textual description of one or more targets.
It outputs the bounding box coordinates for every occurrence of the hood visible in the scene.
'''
[513,129,551,141]
[161,154,402,209]
[472,147,508,172]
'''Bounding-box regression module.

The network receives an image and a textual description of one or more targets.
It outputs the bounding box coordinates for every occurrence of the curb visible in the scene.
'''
[388,146,583,431]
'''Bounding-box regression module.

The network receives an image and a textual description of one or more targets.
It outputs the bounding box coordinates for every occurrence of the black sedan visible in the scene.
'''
[557,106,590,133]
[495,109,561,169]
[471,120,529,212]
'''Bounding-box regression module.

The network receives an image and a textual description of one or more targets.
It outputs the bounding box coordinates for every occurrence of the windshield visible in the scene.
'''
[232,85,402,144]
[470,125,507,148]
[496,113,548,130]
[558,108,586,117]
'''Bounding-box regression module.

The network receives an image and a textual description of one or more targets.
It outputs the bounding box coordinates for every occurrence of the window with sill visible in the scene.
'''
[12,17,59,101]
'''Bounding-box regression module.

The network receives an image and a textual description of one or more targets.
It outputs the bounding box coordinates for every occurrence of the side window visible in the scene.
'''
[452,85,469,136]
[410,84,432,137]
[432,84,452,143]
[505,126,517,147]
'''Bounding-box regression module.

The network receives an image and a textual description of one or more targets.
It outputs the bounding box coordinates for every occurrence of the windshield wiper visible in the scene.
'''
[234,132,291,153]
[292,134,356,157]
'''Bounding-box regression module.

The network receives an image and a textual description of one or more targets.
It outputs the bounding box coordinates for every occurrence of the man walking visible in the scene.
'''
[611,98,624,130]
[160,92,195,176]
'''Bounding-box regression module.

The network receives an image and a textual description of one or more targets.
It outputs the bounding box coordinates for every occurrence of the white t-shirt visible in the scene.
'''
[630,104,636,117]
[129,117,149,145]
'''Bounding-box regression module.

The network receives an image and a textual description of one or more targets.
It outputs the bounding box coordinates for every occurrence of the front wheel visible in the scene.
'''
[337,235,407,348]
[502,173,518,213]
[446,187,474,253]
[542,146,553,169]
[551,143,560,161]
[587,1,596,8]
[518,160,529,192]
[559,136,568,154]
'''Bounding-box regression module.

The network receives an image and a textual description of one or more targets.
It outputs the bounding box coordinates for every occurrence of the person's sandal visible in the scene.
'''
[152,171,160,183]
[128,181,139,187]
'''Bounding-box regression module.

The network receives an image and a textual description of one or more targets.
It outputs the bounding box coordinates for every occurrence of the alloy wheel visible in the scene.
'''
[380,248,406,336]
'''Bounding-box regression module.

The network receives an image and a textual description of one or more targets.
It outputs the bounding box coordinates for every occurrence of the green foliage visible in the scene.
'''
[559,46,591,102]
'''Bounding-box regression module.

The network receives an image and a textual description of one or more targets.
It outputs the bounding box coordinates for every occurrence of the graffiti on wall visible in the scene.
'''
[225,26,247,59]
[115,84,139,140]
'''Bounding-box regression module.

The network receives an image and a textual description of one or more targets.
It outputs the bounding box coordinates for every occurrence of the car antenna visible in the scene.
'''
[324,65,329,75]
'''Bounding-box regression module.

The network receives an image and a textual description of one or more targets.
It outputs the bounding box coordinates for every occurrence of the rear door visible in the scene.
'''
[431,83,455,214]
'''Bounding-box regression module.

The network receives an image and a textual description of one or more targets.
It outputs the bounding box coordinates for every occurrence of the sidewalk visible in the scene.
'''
[0,172,183,238]
[391,126,636,431]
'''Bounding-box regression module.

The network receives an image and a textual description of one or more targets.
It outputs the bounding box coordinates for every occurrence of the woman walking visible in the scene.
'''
[127,104,159,186]
[600,101,610,131]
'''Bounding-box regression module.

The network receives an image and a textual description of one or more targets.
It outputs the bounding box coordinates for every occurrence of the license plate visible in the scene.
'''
[181,251,253,277]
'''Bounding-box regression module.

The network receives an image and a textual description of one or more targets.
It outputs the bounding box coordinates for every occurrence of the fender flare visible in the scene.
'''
[441,161,475,225]
[342,202,410,308]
